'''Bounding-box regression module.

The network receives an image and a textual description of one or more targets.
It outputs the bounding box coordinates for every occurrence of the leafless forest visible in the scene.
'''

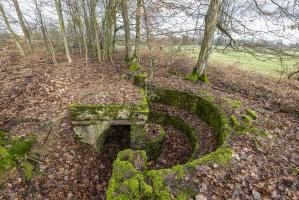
[0,0,298,199]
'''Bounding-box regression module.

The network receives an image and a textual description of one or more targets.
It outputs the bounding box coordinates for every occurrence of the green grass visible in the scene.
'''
[178,46,297,75]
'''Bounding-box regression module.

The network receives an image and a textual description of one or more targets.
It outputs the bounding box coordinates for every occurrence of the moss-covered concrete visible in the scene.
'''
[134,73,147,89]
[69,89,149,122]
[229,113,270,139]
[105,83,272,199]
[70,89,149,152]
[131,123,166,160]
[107,149,153,200]
[106,86,238,199]
[146,146,234,200]
[147,86,231,146]
[107,147,234,199]
[149,111,199,160]
[69,103,149,122]
[187,146,234,168]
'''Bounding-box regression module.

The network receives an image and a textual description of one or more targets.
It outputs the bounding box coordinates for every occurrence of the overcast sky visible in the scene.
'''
[1,0,299,45]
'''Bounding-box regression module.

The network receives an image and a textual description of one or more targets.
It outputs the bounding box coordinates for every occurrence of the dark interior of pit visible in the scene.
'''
[97,125,130,196]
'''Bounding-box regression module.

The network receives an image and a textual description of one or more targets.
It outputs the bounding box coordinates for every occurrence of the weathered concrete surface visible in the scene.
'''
[131,123,166,160]
[73,122,110,152]
[69,89,149,153]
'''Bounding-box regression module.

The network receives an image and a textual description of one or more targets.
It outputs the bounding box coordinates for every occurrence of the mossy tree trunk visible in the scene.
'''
[11,0,33,51]
[187,0,223,82]
[54,0,73,63]
[121,0,132,62]
[0,4,25,55]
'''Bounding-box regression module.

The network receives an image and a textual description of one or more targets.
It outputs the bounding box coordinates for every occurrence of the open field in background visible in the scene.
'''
[177,46,298,76]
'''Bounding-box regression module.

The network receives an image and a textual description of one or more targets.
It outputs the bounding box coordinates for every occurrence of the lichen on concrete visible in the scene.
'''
[69,89,149,122]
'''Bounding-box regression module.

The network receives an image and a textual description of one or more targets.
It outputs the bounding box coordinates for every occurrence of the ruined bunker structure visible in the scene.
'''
[69,89,166,158]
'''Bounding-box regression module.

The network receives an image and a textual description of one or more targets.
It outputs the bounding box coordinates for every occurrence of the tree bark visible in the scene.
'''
[0,4,25,55]
[54,0,72,63]
[121,0,132,61]
[11,0,33,51]
[90,0,101,62]
[134,0,142,59]
[103,0,116,59]
[188,0,223,82]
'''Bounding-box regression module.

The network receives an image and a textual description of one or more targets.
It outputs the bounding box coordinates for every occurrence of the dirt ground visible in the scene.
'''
[0,49,299,199]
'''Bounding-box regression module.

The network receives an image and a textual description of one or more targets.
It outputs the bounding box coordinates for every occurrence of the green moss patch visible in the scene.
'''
[245,108,258,120]
[186,72,209,83]
[107,150,153,200]
[146,165,196,200]
[0,130,35,180]
[229,114,271,139]
[139,147,233,199]
[129,61,139,71]
[22,161,34,180]
[187,146,234,168]
[134,73,147,89]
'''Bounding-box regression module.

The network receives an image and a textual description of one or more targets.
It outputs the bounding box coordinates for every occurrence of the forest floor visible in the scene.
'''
[0,48,299,199]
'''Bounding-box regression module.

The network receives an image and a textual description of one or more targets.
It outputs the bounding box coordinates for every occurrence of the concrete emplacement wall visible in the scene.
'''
[68,89,165,156]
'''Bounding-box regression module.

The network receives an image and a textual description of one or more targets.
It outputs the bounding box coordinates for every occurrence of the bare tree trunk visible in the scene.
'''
[77,1,88,63]
[33,0,48,50]
[102,0,115,60]
[121,0,132,62]
[11,0,33,51]
[90,0,101,62]
[68,2,81,54]
[142,0,153,78]
[54,0,72,63]
[134,0,141,60]
[33,0,57,65]
[187,0,223,82]
[0,4,25,55]
[82,0,92,50]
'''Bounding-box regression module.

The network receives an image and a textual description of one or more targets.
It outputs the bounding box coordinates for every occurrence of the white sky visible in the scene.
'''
[1,0,299,45]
